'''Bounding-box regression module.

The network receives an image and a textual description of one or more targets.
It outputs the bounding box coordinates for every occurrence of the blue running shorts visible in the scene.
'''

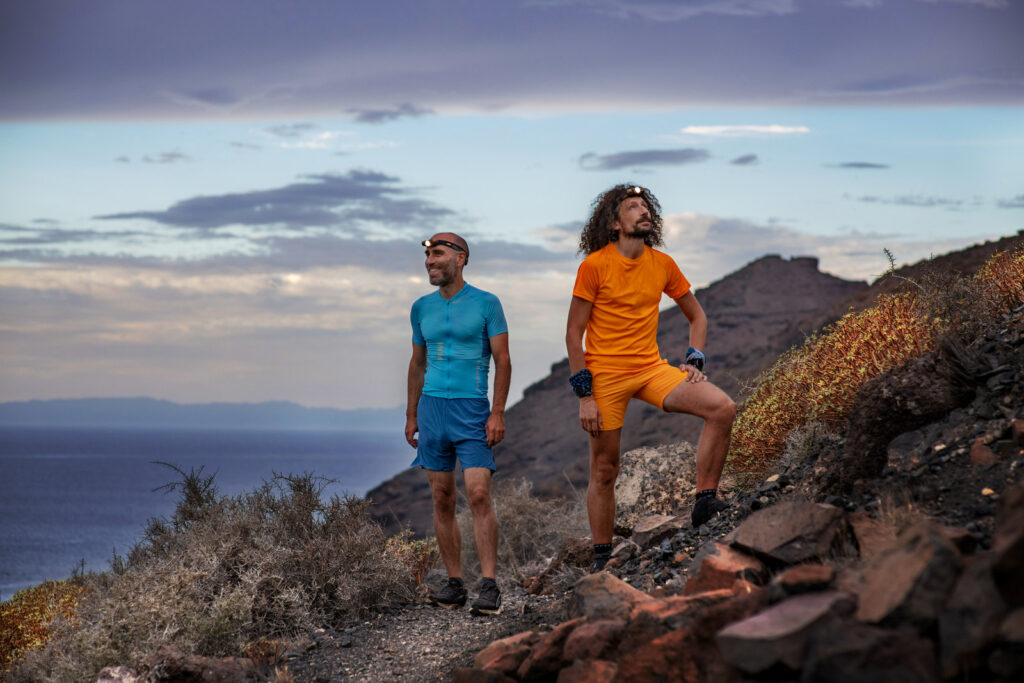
[412,395,496,472]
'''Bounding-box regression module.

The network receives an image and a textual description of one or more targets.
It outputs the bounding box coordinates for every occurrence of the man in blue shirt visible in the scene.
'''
[406,232,511,615]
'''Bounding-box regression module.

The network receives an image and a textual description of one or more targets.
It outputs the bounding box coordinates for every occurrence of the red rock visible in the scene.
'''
[619,590,732,653]
[802,619,938,682]
[1000,607,1024,642]
[555,659,617,683]
[474,630,540,674]
[716,591,856,673]
[989,607,1024,679]
[727,501,847,565]
[936,525,978,555]
[632,513,686,548]
[939,552,1009,678]
[771,563,836,598]
[567,572,654,620]
[1010,418,1024,446]
[613,628,699,683]
[683,542,767,595]
[137,646,257,682]
[452,668,516,683]
[993,481,1024,606]
[847,511,898,562]
[855,522,963,628]
[970,437,998,466]
[517,618,585,681]
[561,618,625,662]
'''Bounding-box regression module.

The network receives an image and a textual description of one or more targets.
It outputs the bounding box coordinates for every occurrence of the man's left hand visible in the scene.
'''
[682,364,708,383]
[486,412,505,447]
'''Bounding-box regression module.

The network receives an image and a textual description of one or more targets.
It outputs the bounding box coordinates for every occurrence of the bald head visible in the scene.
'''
[429,232,470,264]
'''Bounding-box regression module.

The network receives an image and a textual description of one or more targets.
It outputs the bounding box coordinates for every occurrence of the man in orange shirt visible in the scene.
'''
[566,184,736,572]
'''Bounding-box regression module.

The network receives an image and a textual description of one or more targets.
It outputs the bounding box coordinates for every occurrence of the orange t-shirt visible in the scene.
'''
[572,243,691,370]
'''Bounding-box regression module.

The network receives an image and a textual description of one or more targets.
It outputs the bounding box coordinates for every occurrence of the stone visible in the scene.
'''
[683,542,767,595]
[855,522,963,629]
[527,536,592,595]
[1011,418,1024,446]
[716,590,856,673]
[939,552,1009,678]
[769,563,835,601]
[613,628,699,683]
[611,539,639,563]
[631,513,687,549]
[619,590,733,653]
[567,572,654,620]
[847,511,898,561]
[992,480,1024,606]
[94,667,140,683]
[727,501,847,566]
[613,441,699,530]
[970,437,998,466]
[517,618,585,681]
[137,646,258,682]
[474,630,540,674]
[555,659,617,683]
[803,619,939,683]
[936,525,978,555]
[452,668,516,683]
[561,618,625,662]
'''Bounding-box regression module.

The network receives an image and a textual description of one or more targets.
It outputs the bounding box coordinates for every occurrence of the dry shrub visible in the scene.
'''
[9,468,415,682]
[456,478,588,585]
[385,530,440,585]
[876,489,931,532]
[728,245,1024,483]
[0,579,86,673]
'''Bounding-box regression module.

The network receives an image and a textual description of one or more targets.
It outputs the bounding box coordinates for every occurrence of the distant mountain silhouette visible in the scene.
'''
[0,397,404,431]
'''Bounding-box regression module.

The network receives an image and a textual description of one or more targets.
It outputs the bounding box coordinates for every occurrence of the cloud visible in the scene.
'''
[0,223,150,246]
[530,0,798,21]
[579,148,710,170]
[831,162,890,169]
[919,0,1008,7]
[348,103,434,124]
[997,194,1024,209]
[682,125,809,137]
[141,152,191,164]
[230,141,262,151]
[114,156,131,164]
[94,170,456,232]
[852,194,968,210]
[730,154,759,165]
[264,123,317,138]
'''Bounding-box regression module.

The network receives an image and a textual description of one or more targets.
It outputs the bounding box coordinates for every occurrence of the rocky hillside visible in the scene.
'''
[369,254,868,534]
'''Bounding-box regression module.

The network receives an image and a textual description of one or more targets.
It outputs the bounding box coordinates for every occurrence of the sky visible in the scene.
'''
[1,0,1023,411]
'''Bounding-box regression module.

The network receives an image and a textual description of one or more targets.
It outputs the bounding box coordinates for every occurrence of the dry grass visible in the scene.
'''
[8,467,417,682]
[728,245,1024,483]
[0,579,86,674]
[456,478,588,585]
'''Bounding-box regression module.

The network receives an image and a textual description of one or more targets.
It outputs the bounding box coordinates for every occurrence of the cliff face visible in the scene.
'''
[368,254,868,535]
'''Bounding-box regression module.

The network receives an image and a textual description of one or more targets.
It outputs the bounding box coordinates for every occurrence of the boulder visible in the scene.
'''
[803,619,939,683]
[567,572,654,620]
[619,590,733,653]
[527,536,591,595]
[631,514,687,549]
[992,481,1024,606]
[683,542,767,595]
[555,659,617,683]
[847,511,898,562]
[137,646,258,682]
[452,668,516,683]
[613,441,699,530]
[475,630,540,675]
[938,552,1009,678]
[988,607,1024,679]
[855,522,963,629]
[768,563,836,601]
[517,618,585,681]
[561,618,625,662]
[715,591,856,674]
[727,501,846,566]
[613,629,700,683]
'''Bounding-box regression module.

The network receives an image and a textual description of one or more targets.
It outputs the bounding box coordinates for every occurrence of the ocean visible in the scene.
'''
[0,427,414,601]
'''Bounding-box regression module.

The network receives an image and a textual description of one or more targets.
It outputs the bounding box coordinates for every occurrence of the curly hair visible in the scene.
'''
[578,184,664,255]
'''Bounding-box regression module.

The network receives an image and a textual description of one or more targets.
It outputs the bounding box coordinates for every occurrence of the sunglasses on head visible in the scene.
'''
[422,239,466,253]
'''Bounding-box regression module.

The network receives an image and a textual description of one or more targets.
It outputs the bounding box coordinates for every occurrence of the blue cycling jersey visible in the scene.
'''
[411,283,508,399]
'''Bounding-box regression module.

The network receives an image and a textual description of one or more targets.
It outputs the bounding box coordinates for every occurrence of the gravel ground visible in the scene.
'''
[283,588,566,682]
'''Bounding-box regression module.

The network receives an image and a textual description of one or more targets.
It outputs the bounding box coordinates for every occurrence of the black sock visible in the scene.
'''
[481,577,497,588]
[695,488,717,500]
[448,577,464,587]
[593,542,613,560]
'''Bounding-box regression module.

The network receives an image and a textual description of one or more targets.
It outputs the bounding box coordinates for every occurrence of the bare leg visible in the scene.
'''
[662,381,736,490]
[426,469,461,578]
[587,428,622,544]
[463,467,498,578]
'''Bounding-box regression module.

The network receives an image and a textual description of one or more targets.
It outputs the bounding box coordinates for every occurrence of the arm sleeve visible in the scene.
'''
[410,302,425,346]
[663,255,691,299]
[572,258,600,302]
[485,295,508,337]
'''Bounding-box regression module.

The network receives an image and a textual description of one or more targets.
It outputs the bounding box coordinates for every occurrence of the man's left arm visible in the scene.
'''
[487,332,511,447]
[673,291,708,383]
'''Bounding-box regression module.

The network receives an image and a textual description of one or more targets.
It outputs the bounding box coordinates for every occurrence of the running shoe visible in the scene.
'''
[691,496,729,528]
[429,578,467,609]
[470,580,502,616]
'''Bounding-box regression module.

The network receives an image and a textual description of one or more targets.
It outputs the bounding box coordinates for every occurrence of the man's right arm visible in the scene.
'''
[405,342,427,447]
[566,295,601,436]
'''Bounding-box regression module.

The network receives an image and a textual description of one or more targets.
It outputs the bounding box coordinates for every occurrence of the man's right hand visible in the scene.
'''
[405,416,418,448]
[579,396,602,438]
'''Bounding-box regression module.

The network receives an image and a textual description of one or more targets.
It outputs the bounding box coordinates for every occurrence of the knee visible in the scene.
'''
[466,485,492,513]
[713,397,736,425]
[431,485,457,514]
[590,460,620,490]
